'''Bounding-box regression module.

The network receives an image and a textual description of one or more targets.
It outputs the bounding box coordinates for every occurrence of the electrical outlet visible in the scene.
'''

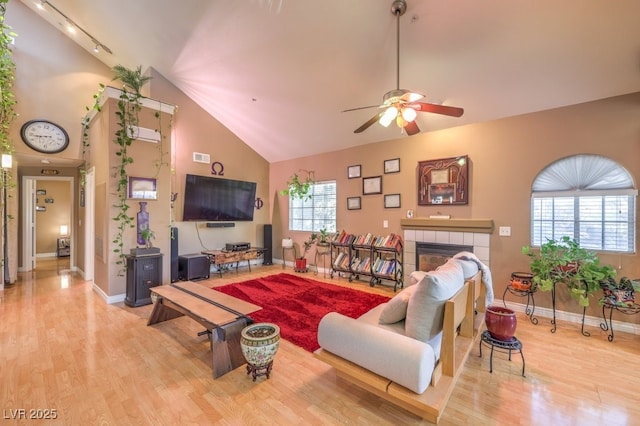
[499,226,511,236]
[383,220,389,228]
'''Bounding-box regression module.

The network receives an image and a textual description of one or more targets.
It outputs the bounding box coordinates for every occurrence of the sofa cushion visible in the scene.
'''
[405,259,465,342]
[318,312,436,394]
[378,285,417,324]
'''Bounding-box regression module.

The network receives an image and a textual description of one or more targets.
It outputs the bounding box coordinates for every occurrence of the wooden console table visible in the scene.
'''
[202,247,267,277]
[148,281,261,378]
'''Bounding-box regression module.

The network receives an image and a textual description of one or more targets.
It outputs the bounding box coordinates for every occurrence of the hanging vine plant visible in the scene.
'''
[111,65,153,274]
[80,83,105,186]
[0,0,17,181]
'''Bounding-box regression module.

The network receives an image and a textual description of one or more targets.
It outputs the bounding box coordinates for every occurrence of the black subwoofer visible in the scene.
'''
[178,253,210,281]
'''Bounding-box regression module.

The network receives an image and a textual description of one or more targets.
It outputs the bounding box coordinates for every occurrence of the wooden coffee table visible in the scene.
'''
[148,281,261,378]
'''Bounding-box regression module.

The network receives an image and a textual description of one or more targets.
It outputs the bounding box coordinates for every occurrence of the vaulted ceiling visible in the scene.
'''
[19,0,640,163]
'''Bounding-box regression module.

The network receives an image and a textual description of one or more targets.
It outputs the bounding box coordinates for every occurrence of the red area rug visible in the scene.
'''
[214,273,390,352]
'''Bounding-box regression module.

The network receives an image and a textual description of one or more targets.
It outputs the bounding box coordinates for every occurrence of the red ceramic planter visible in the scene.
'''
[294,258,307,272]
[485,305,517,341]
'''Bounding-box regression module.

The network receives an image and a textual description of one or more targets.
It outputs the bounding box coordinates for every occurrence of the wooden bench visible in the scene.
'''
[148,281,261,378]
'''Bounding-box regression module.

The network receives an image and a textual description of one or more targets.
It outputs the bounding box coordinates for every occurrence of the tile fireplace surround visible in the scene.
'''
[400,218,494,284]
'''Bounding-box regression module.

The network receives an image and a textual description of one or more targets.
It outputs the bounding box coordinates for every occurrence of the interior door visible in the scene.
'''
[22,177,36,272]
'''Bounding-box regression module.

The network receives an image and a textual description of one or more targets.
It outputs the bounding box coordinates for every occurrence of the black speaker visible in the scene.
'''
[263,224,273,265]
[170,227,179,282]
[178,254,210,281]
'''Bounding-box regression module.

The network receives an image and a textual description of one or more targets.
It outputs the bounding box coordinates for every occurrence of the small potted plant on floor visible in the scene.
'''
[522,236,616,307]
[295,233,317,272]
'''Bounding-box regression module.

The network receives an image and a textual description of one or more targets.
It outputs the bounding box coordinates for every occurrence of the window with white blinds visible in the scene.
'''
[288,180,337,232]
[530,154,637,253]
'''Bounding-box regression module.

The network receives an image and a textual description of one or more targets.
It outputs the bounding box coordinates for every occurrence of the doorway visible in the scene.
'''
[21,176,74,272]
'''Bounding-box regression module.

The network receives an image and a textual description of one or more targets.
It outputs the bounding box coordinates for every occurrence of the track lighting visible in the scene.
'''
[37,1,112,54]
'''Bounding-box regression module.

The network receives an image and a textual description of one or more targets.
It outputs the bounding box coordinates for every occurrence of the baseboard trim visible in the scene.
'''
[507,300,640,336]
[92,283,125,304]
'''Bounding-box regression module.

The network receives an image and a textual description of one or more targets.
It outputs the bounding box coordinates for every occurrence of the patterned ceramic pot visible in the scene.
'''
[485,305,517,341]
[240,323,281,368]
[510,272,534,291]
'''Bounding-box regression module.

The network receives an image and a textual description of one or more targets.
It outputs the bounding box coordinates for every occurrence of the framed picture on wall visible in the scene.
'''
[347,196,361,210]
[362,176,382,195]
[384,158,400,174]
[128,177,158,200]
[348,165,361,179]
[418,155,469,205]
[384,193,401,208]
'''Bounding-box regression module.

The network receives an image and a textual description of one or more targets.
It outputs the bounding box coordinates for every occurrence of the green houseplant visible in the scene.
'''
[140,227,155,248]
[294,233,318,272]
[316,227,331,254]
[280,170,315,201]
[522,236,616,307]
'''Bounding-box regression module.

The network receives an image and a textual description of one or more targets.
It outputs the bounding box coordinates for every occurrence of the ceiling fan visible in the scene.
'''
[345,0,464,136]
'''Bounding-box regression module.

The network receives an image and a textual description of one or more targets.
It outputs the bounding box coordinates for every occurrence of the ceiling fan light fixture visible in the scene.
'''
[380,106,398,127]
[406,92,423,102]
[401,106,417,121]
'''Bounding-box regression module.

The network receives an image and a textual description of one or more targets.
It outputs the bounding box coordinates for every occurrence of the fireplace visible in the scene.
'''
[416,242,474,272]
[400,218,493,282]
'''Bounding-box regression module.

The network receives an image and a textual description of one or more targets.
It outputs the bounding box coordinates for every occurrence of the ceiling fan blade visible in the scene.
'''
[404,120,420,136]
[342,104,381,113]
[354,112,383,133]
[410,102,464,117]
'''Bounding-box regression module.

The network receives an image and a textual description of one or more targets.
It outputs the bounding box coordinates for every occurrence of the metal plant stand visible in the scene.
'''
[503,284,538,325]
[479,330,525,377]
[550,281,589,336]
[600,301,640,342]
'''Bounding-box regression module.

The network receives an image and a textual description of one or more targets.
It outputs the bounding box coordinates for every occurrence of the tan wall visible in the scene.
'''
[88,97,173,297]
[270,92,640,322]
[148,70,271,255]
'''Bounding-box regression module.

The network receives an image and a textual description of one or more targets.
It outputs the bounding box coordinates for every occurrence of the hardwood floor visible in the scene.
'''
[1,259,639,425]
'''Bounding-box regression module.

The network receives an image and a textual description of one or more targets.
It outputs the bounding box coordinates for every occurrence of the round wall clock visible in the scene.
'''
[20,120,69,154]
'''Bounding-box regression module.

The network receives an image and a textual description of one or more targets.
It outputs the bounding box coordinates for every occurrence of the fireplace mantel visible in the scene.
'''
[400,218,494,234]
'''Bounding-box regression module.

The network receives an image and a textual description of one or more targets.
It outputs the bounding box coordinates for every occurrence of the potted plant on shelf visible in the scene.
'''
[316,227,331,254]
[295,233,318,272]
[140,227,155,248]
[522,236,616,307]
[279,170,315,201]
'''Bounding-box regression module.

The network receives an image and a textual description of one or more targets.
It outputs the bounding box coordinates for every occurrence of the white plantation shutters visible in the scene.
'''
[530,155,636,253]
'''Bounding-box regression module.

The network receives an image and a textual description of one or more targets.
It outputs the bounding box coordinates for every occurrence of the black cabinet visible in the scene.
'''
[125,253,163,307]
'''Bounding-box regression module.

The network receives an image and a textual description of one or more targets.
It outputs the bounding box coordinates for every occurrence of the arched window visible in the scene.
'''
[530,154,637,253]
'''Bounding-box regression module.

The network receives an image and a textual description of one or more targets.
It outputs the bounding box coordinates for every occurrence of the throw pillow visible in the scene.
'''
[378,285,416,324]
[405,259,465,342]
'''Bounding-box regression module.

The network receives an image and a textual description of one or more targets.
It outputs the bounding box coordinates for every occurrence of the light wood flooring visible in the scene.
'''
[1,259,639,425]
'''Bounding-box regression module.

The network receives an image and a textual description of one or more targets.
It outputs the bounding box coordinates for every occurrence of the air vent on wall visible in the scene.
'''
[193,152,210,164]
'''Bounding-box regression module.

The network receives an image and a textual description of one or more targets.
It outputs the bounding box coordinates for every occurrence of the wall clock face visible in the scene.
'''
[20,120,70,154]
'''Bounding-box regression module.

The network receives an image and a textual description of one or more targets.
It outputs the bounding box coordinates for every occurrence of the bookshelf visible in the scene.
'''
[330,231,403,291]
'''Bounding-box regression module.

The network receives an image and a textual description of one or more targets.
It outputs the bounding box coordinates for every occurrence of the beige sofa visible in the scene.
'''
[314,256,491,423]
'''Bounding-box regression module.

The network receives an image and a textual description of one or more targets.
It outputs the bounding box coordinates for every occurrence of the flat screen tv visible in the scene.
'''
[183,174,257,221]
